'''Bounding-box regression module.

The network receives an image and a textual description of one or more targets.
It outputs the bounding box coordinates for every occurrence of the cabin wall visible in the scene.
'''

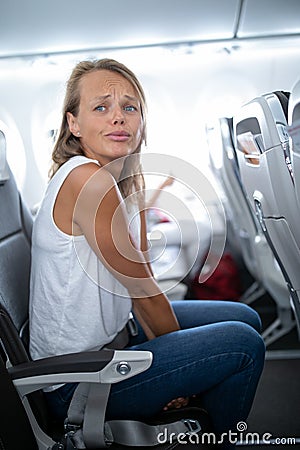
[0,43,300,211]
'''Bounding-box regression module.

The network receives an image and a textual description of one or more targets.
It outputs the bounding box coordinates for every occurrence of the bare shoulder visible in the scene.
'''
[66,162,116,197]
[54,162,109,235]
[55,161,119,234]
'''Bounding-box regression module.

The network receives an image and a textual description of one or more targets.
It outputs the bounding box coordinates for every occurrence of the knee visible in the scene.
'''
[236,303,263,333]
[229,321,266,368]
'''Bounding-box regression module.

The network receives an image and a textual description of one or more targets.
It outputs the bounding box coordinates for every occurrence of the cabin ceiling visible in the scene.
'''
[0,0,300,59]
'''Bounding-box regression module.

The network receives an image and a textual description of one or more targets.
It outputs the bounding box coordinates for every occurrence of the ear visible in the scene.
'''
[67,112,81,137]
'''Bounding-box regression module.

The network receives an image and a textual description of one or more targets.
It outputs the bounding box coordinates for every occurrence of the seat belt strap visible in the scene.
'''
[83,383,111,448]
[67,382,111,448]
[105,326,129,350]
[106,418,201,447]
[105,312,138,350]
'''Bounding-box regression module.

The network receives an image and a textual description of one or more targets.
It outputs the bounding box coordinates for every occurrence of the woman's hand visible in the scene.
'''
[163,397,189,411]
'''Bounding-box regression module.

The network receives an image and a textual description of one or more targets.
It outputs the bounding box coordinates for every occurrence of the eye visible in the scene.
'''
[124,105,137,112]
[95,105,106,112]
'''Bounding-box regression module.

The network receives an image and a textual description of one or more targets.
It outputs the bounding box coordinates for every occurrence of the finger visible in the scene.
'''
[163,397,189,410]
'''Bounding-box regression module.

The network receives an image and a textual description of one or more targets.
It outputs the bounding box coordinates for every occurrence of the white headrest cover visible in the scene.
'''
[0,130,9,184]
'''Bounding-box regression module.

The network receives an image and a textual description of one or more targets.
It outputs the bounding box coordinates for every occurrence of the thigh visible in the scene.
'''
[171,300,262,332]
[128,300,262,347]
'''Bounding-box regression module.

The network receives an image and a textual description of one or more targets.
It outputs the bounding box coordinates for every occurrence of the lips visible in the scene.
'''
[106,131,130,141]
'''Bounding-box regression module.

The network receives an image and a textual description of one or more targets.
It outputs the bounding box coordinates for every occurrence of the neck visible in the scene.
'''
[103,158,125,181]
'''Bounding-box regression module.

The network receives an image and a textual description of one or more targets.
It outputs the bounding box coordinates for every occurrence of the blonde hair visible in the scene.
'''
[50,58,147,198]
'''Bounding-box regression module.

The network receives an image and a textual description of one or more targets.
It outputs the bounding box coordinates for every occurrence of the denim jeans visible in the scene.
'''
[45,300,265,448]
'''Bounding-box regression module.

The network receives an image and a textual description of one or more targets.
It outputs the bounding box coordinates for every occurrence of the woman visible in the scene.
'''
[29,58,265,448]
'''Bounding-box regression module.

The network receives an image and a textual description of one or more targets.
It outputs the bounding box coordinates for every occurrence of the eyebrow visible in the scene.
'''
[90,94,140,105]
[123,95,139,103]
[90,95,110,105]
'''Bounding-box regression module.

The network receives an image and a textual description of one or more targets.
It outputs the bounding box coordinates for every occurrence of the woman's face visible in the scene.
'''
[67,69,143,166]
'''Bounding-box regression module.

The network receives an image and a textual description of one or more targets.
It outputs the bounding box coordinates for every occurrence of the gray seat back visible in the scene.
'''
[0,133,32,361]
[207,116,293,345]
[207,117,261,281]
[0,130,52,433]
[234,91,300,335]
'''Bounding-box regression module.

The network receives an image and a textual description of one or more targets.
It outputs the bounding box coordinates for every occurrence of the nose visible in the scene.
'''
[113,118,124,125]
[112,107,125,125]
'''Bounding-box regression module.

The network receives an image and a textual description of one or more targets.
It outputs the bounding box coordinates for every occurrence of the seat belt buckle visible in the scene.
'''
[127,312,138,337]
[64,419,81,433]
[181,418,202,435]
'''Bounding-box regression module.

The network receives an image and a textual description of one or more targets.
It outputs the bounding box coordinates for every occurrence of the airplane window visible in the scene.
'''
[0,118,26,190]
[206,123,223,170]
[32,109,60,182]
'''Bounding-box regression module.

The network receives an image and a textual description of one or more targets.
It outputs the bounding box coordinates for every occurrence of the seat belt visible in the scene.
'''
[107,418,200,447]
[105,312,138,350]
[66,382,111,448]
[66,382,201,449]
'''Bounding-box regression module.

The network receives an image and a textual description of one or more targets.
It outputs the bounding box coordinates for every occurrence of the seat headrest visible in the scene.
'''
[274,91,290,121]
[0,130,9,184]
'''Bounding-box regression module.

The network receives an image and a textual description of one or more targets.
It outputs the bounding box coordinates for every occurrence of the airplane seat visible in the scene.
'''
[0,131,210,449]
[207,117,293,346]
[0,133,33,355]
[234,91,300,339]
[207,118,265,298]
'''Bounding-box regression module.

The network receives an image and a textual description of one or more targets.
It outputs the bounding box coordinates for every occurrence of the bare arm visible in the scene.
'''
[72,165,180,339]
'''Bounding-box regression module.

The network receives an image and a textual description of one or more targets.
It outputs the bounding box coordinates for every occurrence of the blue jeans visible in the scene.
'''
[45,301,265,448]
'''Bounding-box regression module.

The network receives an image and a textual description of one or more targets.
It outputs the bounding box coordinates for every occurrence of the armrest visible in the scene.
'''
[9,349,115,378]
[10,349,153,397]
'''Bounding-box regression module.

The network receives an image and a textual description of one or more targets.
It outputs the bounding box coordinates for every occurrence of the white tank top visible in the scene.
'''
[29,155,140,361]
